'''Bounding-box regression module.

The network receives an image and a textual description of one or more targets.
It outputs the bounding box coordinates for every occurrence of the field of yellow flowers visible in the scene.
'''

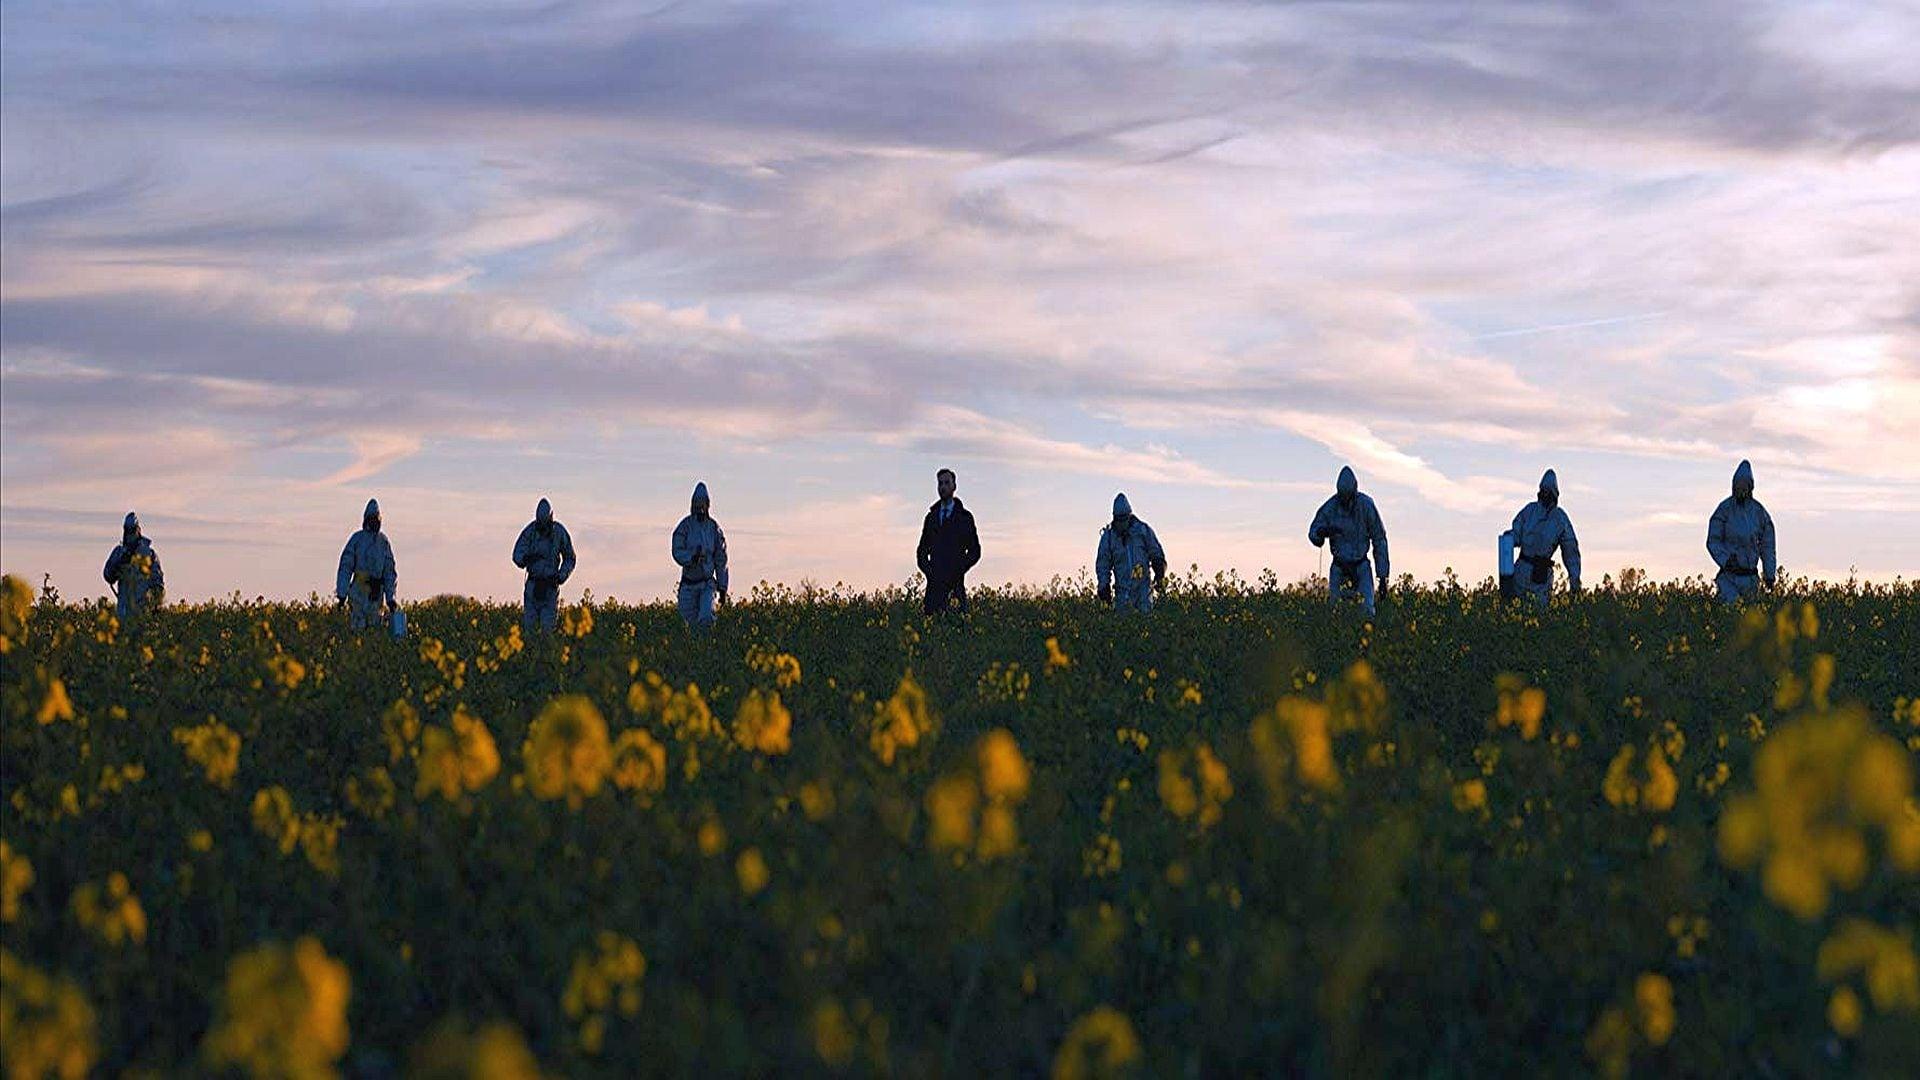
[3,570,1917,1077]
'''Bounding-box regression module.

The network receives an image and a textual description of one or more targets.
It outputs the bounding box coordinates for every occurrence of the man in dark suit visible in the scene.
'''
[916,467,981,614]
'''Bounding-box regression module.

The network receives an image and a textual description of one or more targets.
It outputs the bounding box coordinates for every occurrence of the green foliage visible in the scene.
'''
[3,574,1917,1076]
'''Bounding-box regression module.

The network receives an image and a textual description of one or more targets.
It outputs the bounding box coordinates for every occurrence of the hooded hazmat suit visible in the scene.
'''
[1309,467,1389,616]
[1511,470,1580,607]
[1097,494,1167,613]
[672,482,728,630]
[336,498,397,630]
[513,497,577,631]
[103,512,165,622]
[1707,459,1776,603]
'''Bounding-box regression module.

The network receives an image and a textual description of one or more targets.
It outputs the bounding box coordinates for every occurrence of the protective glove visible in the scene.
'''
[1569,580,1583,595]
[1097,583,1113,605]
[1377,576,1389,599]
[1153,574,1165,595]
[1763,574,1777,589]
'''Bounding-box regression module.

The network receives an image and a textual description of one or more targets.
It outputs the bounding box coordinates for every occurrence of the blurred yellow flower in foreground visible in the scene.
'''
[1051,1005,1141,1080]
[1157,744,1232,828]
[407,1019,544,1080]
[1,842,34,923]
[521,696,612,809]
[731,689,792,755]
[1,949,98,1080]
[1602,745,1677,813]
[1718,699,1917,921]
[202,937,350,1080]
[69,872,146,947]
[610,729,668,803]
[562,932,645,1055]
[869,672,935,766]
[174,720,241,789]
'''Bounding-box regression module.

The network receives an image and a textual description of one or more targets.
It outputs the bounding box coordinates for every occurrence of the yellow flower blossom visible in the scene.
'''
[407,1019,543,1080]
[521,696,612,809]
[1157,744,1232,827]
[561,932,645,1055]
[869,672,935,767]
[35,679,74,726]
[174,720,241,788]
[1051,1005,1141,1080]
[1,842,34,923]
[976,729,1030,803]
[1044,636,1071,671]
[731,689,792,755]
[1250,698,1339,809]
[1602,745,1677,813]
[610,729,668,802]
[69,873,147,947]
[1,949,98,1080]
[1452,778,1488,814]
[735,848,770,896]
[1817,919,1920,1013]
[202,937,351,1080]
[811,999,857,1068]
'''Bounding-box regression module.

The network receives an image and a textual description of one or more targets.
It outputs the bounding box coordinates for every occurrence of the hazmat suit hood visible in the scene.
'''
[691,482,710,519]
[1336,466,1358,502]
[536,498,553,525]
[122,512,141,543]
[1112,493,1132,519]
[363,498,381,532]
[1732,460,1754,502]
[1538,469,1559,506]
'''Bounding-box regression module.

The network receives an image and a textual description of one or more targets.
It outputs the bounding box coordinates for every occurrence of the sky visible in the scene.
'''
[3,0,1917,603]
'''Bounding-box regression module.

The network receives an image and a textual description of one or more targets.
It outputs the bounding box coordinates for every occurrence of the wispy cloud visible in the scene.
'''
[3,0,1917,597]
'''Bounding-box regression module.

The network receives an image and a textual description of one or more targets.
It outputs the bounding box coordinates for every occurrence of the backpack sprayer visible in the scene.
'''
[1498,530,1517,601]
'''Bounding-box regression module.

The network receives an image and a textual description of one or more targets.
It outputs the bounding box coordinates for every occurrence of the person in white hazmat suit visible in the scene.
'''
[513,497,576,631]
[1511,469,1581,608]
[103,511,165,623]
[335,498,398,631]
[1706,459,1776,603]
[672,482,729,630]
[1096,493,1167,613]
[1308,466,1389,616]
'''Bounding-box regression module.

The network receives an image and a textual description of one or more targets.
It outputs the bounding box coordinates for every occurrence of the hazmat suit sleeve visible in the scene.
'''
[513,524,535,570]
[1556,513,1581,589]
[1095,530,1113,592]
[712,524,730,595]
[104,545,127,585]
[1144,524,1167,580]
[1367,500,1389,580]
[556,524,576,585]
[1706,501,1735,570]
[148,550,164,598]
[672,518,694,569]
[1759,506,1777,583]
[1309,500,1334,546]
[336,538,357,599]
[380,536,397,604]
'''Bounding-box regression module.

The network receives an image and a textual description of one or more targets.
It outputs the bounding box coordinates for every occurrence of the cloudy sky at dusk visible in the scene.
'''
[4,0,1916,603]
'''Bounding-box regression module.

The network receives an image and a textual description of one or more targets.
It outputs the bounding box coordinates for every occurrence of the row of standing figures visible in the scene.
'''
[99,460,1780,635]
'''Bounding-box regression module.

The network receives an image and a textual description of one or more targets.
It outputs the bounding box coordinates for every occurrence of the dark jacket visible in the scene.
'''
[917,498,981,585]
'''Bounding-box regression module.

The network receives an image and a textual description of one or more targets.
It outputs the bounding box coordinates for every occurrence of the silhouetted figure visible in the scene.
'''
[1707,459,1776,603]
[103,511,164,623]
[1097,493,1166,613]
[916,468,980,615]
[1511,469,1580,608]
[672,482,728,630]
[336,498,397,631]
[513,497,576,631]
[1308,466,1389,616]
